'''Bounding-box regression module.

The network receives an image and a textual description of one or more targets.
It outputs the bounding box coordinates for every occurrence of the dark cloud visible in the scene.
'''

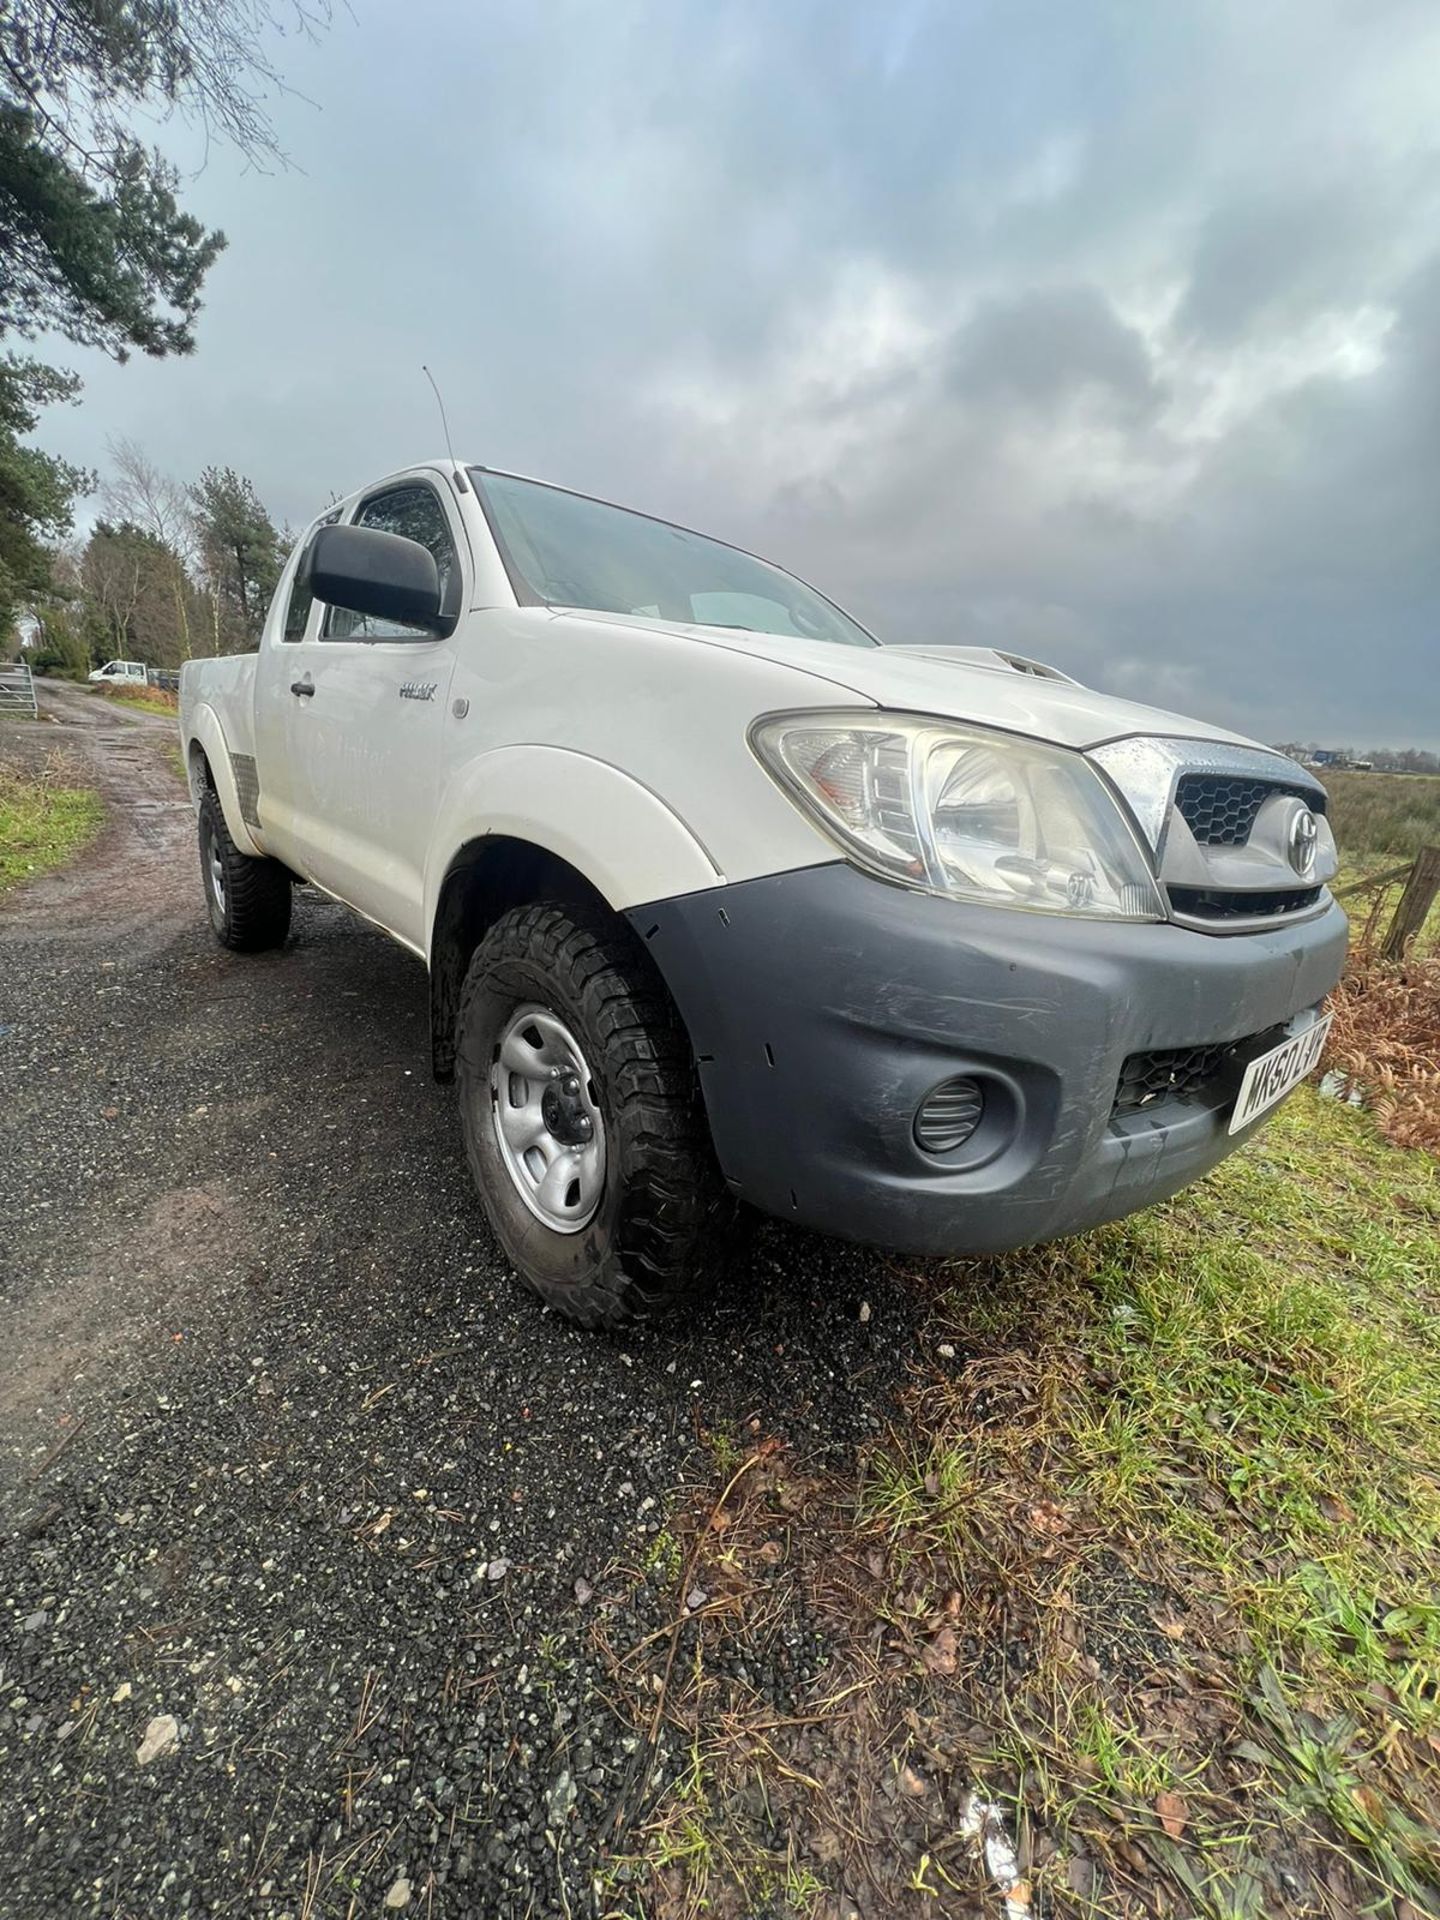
[948,285,1163,419]
[31,0,1440,749]
[1179,183,1400,344]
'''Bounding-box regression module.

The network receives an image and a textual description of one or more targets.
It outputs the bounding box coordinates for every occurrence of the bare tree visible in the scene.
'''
[104,440,196,561]
[103,438,198,658]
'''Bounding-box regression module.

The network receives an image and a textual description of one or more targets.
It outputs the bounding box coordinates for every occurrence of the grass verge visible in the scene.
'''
[597,1092,1440,1918]
[95,683,179,718]
[1326,772,1440,863]
[0,755,103,894]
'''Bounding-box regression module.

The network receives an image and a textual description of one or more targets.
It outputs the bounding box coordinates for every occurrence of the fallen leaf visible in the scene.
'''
[922,1627,958,1675]
[1065,1856,1095,1899]
[1027,1500,1068,1535]
[1155,1789,1188,1840]
[1351,1784,1387,1826]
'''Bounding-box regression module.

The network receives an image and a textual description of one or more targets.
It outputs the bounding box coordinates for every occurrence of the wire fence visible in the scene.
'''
[1335,848,1440,958]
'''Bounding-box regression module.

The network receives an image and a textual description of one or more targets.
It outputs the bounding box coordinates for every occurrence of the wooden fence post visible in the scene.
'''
[1382,845,1440,959]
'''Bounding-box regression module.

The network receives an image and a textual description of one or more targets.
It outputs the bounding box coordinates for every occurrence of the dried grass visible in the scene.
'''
[96,682,179,714]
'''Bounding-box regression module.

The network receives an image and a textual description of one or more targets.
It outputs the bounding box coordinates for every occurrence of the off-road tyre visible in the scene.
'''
[456,901,739,1329]
[198,787,292,952]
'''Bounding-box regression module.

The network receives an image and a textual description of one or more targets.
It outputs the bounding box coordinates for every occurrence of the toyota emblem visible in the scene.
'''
[1287,806,1319,878]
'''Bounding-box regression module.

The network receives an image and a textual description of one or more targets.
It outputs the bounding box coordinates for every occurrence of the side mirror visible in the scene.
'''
[307,524,454,636]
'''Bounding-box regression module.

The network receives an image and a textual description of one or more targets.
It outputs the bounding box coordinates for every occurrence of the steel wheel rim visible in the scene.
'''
[205,831,226,919]
[489,1003,607,1234]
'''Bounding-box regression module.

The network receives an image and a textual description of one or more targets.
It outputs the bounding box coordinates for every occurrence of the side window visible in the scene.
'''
[282,509,341,642]
[324,485,458,641]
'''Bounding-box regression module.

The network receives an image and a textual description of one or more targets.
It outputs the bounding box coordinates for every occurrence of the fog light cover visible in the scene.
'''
[914,1076,985,1155]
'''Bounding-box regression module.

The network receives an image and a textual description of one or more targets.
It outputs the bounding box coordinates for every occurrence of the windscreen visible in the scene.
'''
[473,469,877,649]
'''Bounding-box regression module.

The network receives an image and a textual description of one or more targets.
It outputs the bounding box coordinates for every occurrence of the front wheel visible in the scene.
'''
[197,788,292,952]
[455,902,738,1329]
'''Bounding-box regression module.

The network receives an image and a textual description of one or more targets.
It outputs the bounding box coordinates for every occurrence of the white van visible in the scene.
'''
[89,660,148,685]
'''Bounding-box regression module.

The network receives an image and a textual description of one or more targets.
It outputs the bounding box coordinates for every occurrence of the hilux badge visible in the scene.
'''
[1287,805,1318,878]
[399,681,437,702]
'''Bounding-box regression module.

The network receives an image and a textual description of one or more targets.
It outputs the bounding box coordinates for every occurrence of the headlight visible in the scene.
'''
[751,711,1164,920]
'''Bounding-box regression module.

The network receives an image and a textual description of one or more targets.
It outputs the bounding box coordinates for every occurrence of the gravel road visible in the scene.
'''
[0,684,925,1917]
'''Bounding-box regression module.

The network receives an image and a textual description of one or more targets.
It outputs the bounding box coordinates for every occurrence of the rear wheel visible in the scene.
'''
[198,787,291,952]
[456,901,737,1328]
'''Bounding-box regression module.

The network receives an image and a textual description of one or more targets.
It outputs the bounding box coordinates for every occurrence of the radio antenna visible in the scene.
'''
[421,364,468,491]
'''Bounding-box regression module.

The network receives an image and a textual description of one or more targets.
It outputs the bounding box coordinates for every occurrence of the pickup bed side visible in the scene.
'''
[180,655,264,860]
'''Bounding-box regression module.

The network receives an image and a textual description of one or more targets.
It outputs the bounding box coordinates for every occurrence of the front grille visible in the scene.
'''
[1114,1043,1230,1115]
[1175,774,1269,845]
[1168,884,1322,922]
[1113,1024,1284,1118]
[1174,774,1313,846]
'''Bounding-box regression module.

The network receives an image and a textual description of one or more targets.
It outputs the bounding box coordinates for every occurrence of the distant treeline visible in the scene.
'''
[1275,744,1440,776]
[18,442,287,677]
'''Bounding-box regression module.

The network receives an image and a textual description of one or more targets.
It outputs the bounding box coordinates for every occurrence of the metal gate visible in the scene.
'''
[0,661,38,719]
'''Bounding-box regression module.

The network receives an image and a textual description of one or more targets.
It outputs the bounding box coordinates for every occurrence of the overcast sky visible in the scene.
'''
[38,0,1440,749]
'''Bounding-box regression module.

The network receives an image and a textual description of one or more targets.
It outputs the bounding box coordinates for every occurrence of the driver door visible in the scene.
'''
[274,479,467,948]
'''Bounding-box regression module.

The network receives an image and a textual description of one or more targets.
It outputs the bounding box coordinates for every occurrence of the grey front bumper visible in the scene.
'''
[629,864,1348,1256]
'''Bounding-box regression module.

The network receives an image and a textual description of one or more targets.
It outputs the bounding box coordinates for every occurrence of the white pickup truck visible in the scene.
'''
[180,460,1347,1327]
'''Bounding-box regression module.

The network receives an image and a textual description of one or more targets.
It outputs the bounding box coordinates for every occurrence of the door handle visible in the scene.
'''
[290,679,315,698]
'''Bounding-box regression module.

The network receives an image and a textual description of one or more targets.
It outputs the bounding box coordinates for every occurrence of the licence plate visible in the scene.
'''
[1228,1013,1333,1135]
